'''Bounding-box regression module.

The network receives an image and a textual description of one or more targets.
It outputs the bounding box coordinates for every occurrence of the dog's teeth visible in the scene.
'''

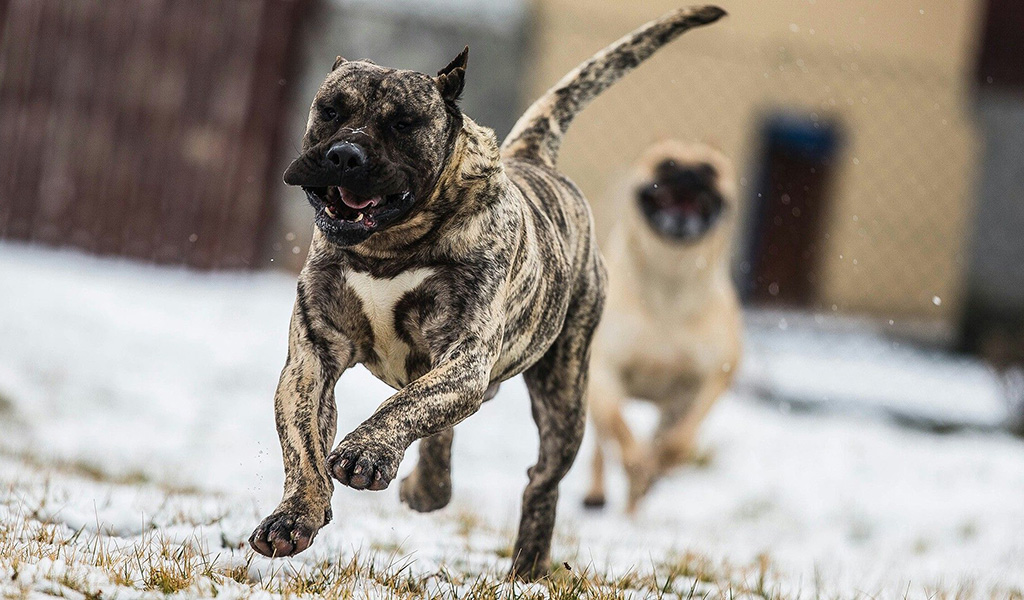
[355,213,364,222]
[325,206,337,219]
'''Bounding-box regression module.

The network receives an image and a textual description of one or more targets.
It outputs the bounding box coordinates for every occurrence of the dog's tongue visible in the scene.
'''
[665,200,698,216]
[340,188,380,210]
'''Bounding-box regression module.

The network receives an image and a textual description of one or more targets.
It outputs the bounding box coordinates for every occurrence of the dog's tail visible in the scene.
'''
[500,5,726,167]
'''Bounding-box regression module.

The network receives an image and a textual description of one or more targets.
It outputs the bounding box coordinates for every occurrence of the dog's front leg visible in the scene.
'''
[328,340,495,492]
[250,303,349,557]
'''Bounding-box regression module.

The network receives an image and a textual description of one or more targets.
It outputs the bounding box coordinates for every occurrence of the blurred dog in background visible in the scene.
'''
[584,140,742,512]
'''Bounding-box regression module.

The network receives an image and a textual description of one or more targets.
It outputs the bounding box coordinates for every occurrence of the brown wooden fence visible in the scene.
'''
[0,0,308,269]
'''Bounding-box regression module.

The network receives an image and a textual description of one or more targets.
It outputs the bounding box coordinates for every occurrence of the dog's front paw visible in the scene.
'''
[582,491,607,509]
[249,504,330,557]
[625,459,658,513]
[328,436,402,491]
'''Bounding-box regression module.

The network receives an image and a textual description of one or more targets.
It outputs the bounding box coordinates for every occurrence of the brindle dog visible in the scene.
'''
[249,5,726,579]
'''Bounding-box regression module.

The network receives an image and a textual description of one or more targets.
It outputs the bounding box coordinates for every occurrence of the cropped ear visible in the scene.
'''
[332,55,347,71]
[435,46,468,104]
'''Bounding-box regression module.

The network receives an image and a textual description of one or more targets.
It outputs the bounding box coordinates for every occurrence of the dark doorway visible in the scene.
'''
[960,0,1024,364]
[744,113,842,307]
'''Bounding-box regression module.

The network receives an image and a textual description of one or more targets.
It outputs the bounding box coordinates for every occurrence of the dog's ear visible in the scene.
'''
[435,46,468,104]
[332,55,347,71]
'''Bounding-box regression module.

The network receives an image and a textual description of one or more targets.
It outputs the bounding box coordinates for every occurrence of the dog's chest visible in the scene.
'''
[347,268,434,388]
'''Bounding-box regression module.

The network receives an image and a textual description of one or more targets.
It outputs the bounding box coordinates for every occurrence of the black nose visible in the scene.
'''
[325,142,367,170]
[675,169,704,190]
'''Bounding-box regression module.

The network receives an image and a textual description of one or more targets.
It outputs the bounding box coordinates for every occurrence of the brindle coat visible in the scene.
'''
[249,5,726,580]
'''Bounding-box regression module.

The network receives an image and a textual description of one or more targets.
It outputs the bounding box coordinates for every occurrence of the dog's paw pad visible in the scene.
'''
[249,511,317,558]
[328,438,400,491]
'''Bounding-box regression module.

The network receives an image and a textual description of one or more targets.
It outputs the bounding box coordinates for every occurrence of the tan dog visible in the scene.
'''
[583,140,742,512]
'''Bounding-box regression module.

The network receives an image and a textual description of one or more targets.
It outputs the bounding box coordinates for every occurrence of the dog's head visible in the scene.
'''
[283,49,469,247]
[631,141,734,243]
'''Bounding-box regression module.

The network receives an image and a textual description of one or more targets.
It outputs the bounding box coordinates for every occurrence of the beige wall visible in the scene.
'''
[525,0,983,320]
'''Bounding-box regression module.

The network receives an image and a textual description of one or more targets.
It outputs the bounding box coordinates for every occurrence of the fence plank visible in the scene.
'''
[0,0,308,269]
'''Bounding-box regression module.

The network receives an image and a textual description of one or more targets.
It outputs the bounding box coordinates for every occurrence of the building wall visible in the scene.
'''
[525,0,983,320]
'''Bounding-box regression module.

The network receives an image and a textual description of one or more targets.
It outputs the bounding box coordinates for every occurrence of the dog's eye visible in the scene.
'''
[697,163,718,181]
[319,105,338,121]
[392,119,414,132]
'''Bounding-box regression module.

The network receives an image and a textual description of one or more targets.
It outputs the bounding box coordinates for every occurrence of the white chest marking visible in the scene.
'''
[348,268,434,385]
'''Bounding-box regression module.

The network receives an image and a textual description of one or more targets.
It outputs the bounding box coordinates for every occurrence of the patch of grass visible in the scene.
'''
[0,447,200,492]
[0,389,14,415]
[1,451,1014,600]
[958,520,979,541]
[690,446,715,469]
[454,509,482,539]
[0,488,801,600]
[371,538,406,555]
[56,569,99,598]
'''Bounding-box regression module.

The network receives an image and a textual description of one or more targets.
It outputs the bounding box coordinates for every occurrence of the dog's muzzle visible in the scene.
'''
[283,142,417,246]
[637,162,726,242]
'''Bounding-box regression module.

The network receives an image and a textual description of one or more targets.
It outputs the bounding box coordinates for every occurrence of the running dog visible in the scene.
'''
[249,7,727,579]
[584,140,742,513]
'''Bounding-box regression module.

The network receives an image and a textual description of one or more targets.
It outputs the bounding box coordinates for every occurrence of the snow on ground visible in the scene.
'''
[742,311,1011,431]
[1,243,1023,598]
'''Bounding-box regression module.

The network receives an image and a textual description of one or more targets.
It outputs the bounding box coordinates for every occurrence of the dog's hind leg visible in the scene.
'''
[511,278,604,581]
[399,382,498,512]
[399,428,454,512]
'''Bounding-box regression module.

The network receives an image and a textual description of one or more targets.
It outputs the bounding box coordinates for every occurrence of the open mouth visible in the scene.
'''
[638,183,724,242]
[303,186,414,233]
